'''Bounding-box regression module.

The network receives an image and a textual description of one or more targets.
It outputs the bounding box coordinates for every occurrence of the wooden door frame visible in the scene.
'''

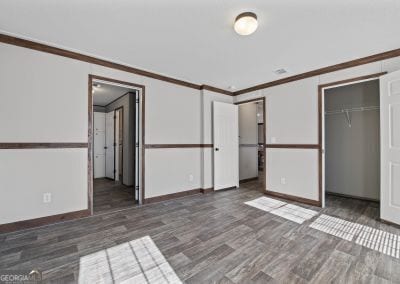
[235,97,266,192]
[317,72,386,207]
[88,75,145,214]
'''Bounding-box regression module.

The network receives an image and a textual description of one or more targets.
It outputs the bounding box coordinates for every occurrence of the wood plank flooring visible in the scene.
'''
[93,178,136,215]
[1,181,400,283]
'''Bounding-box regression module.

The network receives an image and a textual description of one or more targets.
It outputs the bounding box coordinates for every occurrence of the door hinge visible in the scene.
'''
[136,143,139,147]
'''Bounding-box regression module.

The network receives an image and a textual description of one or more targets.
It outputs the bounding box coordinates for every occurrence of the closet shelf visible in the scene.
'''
[325,106,379,115]
[325,106,379,128]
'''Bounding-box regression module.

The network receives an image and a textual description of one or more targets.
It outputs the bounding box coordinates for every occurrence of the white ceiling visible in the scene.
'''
[1,0,399,91]
[93,83,133,107]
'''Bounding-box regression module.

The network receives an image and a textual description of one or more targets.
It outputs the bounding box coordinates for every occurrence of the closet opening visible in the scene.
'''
[322,77,381,208]
[90,77,144,214]
[235,98,266,192]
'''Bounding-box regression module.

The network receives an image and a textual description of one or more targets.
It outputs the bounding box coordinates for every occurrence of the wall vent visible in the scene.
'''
[274,69,287,75]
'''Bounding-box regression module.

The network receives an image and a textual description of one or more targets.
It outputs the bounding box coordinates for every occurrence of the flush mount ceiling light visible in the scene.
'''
[234,12,258,36]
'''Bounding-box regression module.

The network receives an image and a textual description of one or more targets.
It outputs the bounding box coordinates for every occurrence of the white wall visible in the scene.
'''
[0,149,88,224]
[267,148,319,200]
[0,45,89,142]
[0,43,231,224]
[145,149,201,198]
[235,57,400,202]
[239,103,258,180]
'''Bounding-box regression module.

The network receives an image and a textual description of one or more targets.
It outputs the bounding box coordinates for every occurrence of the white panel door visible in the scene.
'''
[381,70,400,225]
[93,112,106,178]
[213,101,239,190]
[105,111,115,179]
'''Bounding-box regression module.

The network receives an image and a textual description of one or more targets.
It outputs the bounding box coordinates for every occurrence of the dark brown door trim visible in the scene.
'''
[317,72,385,206]
[0,143,88,149]
[89,75,146,214]
[235,97,266,193]
[265,144,320,149]
[145,144,213,149]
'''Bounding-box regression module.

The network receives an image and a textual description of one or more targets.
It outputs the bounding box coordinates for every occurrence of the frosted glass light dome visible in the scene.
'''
[234,12,258,36]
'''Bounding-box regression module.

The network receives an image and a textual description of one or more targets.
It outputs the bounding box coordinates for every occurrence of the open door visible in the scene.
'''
[380,70,400,225]
[93,112,106,179]
[213,102,239,190]
[105,110,115,179]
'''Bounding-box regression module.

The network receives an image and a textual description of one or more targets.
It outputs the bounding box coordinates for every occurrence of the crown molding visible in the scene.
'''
[234,48,400,95]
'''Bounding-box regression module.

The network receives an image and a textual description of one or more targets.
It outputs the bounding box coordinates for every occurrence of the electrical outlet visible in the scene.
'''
[43,193,51,203]
[280,178,286,185]
[189,174,194,182]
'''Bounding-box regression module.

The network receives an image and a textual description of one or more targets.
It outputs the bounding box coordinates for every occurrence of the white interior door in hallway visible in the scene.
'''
[93,112,106,179]
[213,101,239,190]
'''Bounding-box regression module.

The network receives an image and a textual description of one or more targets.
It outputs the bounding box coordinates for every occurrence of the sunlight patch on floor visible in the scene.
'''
[244,196,286,212]
[78,236,182,283]
[309,214,363,241]
[270,204,319,224]
[356,226,400,258]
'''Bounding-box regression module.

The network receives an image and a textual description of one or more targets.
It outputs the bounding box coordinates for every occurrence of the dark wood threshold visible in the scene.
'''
[326,191,379,203]
[264,190,321,207]
[240,177,259,184]
[0,209,90,234]
[143,188,202,204]
[265,144,320,149]
[200,187,215,194]
[145,144,213,149]
[0,143,88,149]
[214,186,237,192]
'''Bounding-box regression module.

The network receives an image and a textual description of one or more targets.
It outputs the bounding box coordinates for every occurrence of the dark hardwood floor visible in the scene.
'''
[93,178,136,215]
[0,181,399,283]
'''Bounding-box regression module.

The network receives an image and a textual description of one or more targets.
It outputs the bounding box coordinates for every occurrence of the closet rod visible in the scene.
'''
[325,106,379,115]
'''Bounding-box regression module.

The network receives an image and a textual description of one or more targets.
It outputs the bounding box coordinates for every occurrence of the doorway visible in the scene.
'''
[235,98,266,191]
[90,76,144,214]
[321,76,381,208]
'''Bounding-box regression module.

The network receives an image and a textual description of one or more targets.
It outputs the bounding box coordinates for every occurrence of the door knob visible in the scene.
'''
[215,148,219,151]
